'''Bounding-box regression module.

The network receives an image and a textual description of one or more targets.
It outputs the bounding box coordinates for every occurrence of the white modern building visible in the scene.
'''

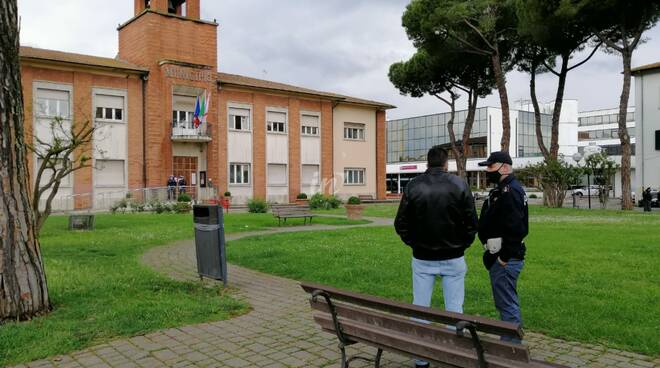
[633,62,660,192]
[577,107,636,198]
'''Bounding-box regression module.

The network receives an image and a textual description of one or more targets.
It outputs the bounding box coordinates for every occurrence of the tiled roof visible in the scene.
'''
[18,46,394,109]
[20,46,148,73]
[631,61,660,74]
[218,72,395,109]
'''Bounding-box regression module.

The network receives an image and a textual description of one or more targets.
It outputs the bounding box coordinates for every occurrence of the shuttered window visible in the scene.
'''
[267,164,287,186]
[95,160,125,187]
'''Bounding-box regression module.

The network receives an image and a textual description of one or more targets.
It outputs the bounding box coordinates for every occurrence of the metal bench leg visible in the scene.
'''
[374,348,383,368]
[340,343,348,368]
[456,321,487,368]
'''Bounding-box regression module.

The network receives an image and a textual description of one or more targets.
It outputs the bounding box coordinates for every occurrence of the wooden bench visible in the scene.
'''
[358,194,375,202]
[301,282,566,368]
[271,204,316,226]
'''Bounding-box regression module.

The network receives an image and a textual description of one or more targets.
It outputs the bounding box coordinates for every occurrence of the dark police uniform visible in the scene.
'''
[478,152,528,340]
[479,175,528,269]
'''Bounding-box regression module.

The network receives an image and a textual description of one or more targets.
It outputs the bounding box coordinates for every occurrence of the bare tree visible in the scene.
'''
[0,0,51,321]
[27,117,95,233]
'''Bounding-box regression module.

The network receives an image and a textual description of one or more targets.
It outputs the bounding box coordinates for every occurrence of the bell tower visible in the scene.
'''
[117,0,219,188]
[133,0,201,20]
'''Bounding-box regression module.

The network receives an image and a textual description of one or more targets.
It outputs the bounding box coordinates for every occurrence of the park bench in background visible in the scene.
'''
[271,204,315,226]
[358,194,375,202]
[301,282,567,368]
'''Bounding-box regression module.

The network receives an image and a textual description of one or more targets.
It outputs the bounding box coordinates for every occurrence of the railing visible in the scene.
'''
[46,186,218,213]
[171,120,212,141]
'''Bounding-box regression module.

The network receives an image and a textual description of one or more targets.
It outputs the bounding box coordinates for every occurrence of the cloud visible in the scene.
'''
[17,0,660,120]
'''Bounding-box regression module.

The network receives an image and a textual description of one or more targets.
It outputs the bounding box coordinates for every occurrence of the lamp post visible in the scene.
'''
[572,152,583,208]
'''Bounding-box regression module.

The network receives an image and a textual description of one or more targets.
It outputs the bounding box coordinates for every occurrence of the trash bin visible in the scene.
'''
[193,204,227,286]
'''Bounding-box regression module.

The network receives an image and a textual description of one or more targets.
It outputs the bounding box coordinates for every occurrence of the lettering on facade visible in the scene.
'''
[164,66,214,82]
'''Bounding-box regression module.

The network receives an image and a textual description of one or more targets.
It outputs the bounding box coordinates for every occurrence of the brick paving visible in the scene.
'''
[12,218,659,368]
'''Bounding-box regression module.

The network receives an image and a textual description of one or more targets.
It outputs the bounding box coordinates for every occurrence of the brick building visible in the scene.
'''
[20,0,393,208]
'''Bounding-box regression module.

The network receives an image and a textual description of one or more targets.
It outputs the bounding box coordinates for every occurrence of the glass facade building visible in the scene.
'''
[516,110,551,157]
[387,108,489,163]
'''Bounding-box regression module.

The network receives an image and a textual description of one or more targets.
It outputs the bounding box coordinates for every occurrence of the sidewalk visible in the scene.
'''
[12,218,659,368]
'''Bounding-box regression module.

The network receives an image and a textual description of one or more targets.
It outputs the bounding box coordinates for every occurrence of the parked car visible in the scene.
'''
[572,185,601,197]
[637,189,659,208]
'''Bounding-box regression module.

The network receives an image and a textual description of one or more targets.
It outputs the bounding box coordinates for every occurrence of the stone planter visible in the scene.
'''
[295,198,309,206]
[345,204,365,220]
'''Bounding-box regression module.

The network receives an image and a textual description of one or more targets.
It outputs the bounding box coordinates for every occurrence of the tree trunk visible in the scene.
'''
[530,64,550,160]
[446,96,464,179]
[459,89,479,182]
[491,45,510,153]
[0,0,51,321]
[618,51,633,210]
[550,54,569,160]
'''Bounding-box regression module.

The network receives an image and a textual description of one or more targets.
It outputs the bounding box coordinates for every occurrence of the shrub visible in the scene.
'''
[529,194,538,199]
[326,195,342,209]
[296,193,308,200]
[177,193,192,202]
[347,196,361,205]
[223,191,231,197]
[247,198,268,213]
[152,201,166,214]
[309,193,342,210]
[110,198,129,214]
[174,202,192,213]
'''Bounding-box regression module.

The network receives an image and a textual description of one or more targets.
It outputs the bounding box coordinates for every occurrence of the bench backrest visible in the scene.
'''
[301,282,536,368]
[272,204,312,217]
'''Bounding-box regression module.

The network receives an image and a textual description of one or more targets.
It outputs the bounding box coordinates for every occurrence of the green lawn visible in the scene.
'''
[227,209,660,356]
[314,203,401,218]
[0,212,365,366]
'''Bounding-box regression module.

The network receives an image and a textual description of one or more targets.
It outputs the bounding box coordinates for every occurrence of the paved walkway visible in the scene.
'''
[13,217,659,368]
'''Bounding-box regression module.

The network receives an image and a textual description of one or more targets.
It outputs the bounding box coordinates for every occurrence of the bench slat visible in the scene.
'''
[315,315,536,368]
[311,299,531,363]
[301,282,523,339]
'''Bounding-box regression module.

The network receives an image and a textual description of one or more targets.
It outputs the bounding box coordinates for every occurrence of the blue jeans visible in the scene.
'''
[412,256,467,366]
[489,258,524,343]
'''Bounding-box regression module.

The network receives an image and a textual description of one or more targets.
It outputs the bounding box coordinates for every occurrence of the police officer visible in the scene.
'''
[477,151,528,342]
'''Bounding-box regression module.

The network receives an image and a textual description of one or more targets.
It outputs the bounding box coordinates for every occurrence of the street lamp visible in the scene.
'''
[572,152,583,208]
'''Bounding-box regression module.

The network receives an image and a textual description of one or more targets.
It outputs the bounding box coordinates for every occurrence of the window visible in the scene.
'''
[656,130,660,151]
[301,114,320,136]
[229,107,250,131]
[267,164,287,186]
[344,123,365,140]
[94,160,125,187]
[344,168,365,185]
[229,163,251,184]
[172,110,194,128]
[302,164,320,185]
[266,111,287,133]
[36,88,70,118]
[301,126,319,135]
[95,94,124,122]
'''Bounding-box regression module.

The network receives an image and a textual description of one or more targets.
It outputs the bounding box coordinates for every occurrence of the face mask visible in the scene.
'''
[486,164,504,184]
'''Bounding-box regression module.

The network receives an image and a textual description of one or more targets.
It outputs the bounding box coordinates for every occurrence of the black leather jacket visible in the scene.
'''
[394,167,478,260]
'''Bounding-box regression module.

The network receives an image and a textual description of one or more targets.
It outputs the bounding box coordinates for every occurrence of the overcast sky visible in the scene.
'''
[17,0,660,120]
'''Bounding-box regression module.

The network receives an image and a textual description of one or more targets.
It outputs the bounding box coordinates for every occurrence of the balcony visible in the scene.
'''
[171,120,212,142]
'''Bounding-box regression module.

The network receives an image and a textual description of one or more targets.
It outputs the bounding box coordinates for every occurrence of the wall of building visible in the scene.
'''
[21,64,144,210]
[635,69,660,190]
[217,88,337,204]
[333,104,377,198]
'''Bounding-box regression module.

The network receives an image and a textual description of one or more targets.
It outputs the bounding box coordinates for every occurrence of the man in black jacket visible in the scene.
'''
[478,151,528,342]
[395,146,478,368]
